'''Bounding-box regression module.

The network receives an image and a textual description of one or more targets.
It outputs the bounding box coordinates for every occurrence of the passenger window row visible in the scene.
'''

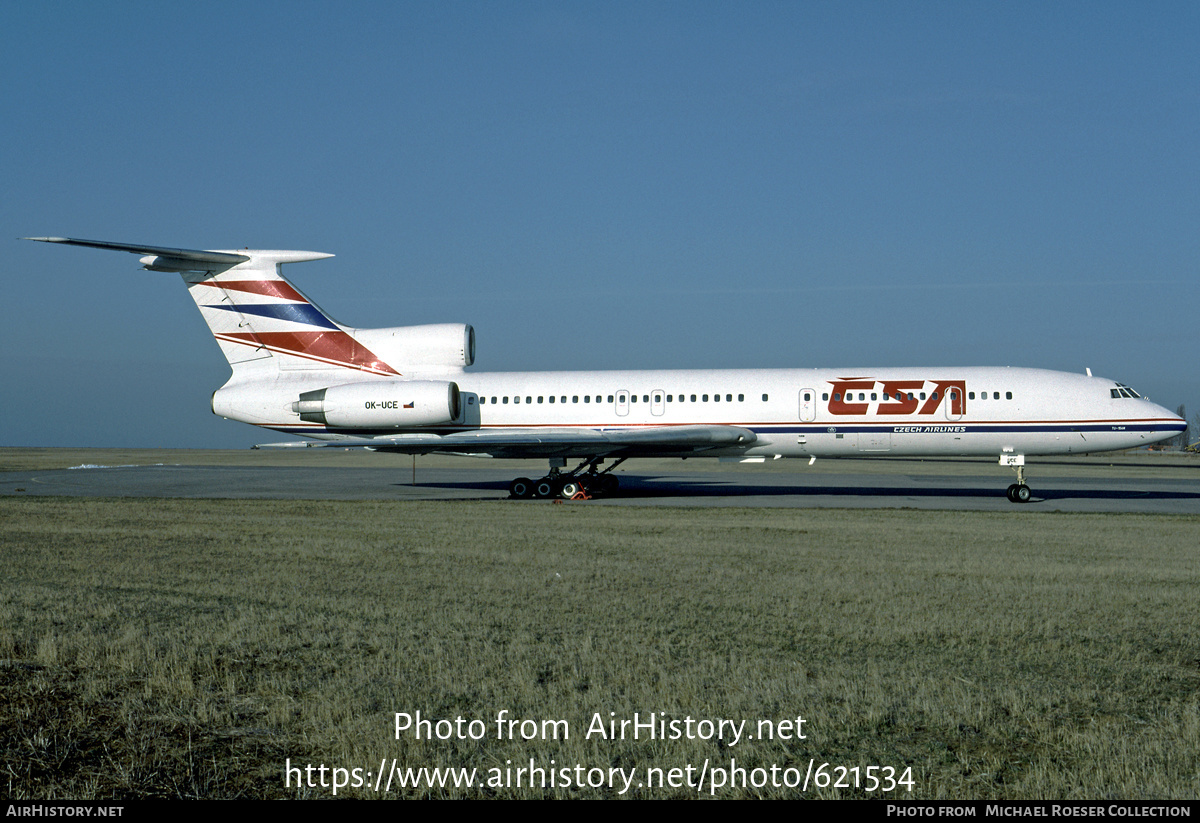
[471,392,754,405]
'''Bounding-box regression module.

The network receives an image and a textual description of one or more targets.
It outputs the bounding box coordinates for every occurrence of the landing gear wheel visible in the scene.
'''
[1004,458,1032,503]
[509,477,534,499]
[1006,483,1032,503]
[535,477,561,498]
[559,481,582,499]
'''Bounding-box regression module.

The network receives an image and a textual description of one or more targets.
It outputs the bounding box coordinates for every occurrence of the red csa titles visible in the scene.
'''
[827,379,966,417]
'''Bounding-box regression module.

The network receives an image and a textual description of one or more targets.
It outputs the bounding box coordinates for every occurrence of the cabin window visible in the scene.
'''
[468,396,475,404]
[549,396,555,403]
[608,395,614,403]
[738,394,744,401]
[572,396,579,403]
[833,393,841,401]
[584,395,590,403]
[514,396,520,404]
[691,394,698,402]
[503,397,509,404]
[822,393,829,401]
[726,394,732,402]
[763,394,770,401]
[491,397,498,404]
[871,393,877,401]
[703,394,709,402]
[714,394,720,402]
[1006,392,1012,400]
[919,392,926,400]
[993,392,999,400]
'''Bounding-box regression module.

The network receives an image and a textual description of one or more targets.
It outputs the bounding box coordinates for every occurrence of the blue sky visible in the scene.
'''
[4,1,1197,448]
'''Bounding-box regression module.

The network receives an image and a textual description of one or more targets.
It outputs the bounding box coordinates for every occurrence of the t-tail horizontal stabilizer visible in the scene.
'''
[22,237,252,267]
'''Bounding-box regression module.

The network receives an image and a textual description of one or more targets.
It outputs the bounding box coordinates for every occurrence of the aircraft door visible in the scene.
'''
[945,385,964,421]
[651,390,665,416]
[616,390,629,417]
[799,388,817,422]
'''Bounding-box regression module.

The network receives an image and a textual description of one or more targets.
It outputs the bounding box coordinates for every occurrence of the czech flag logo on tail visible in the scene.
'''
[184,257,399,376]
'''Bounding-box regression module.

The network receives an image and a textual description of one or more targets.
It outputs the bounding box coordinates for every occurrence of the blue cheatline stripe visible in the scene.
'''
[754,423,1185,434]
[203,302,339,330]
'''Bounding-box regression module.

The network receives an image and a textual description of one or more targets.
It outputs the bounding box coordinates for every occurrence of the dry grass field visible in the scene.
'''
[3,483,1199,798]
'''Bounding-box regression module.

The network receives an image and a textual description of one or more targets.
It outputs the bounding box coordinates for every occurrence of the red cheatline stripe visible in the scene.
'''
[193,279,309,302]
[218,331,400,375]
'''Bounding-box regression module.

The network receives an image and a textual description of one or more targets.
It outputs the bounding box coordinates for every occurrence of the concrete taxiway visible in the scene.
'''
[4,449,1199,513]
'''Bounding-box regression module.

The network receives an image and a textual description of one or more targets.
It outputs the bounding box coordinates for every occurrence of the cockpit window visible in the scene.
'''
[1112,383,1142,399]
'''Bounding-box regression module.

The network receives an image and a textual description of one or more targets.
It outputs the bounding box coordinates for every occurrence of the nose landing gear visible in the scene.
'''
[1001,454,1032,503]
[1006,482,1032,503]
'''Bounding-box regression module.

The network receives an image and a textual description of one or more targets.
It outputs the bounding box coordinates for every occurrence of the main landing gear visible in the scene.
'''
[509,457,626,500]
[1002,454,1032,503]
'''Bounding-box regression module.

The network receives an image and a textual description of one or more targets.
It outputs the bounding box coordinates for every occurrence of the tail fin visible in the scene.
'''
[25,237,399,376]
[175,249,400,376]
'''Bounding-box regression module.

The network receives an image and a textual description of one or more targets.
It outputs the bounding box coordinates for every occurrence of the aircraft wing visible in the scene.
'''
[259,425,757,458]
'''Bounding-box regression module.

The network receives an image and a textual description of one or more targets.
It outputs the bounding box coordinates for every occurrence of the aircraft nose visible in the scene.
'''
[1160,401,1185,422]
[1150,400,1187,438]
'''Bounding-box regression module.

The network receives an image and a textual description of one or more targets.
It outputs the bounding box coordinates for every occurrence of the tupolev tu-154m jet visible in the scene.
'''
[27,237,1186,502]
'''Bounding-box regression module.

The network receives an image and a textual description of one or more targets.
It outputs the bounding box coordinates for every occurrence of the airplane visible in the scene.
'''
[26,236,1187,503]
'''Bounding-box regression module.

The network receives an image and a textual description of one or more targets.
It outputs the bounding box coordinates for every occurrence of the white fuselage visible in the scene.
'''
[215,365,1183,459]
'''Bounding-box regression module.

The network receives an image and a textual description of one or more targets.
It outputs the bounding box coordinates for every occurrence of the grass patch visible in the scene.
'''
[2,497,1198,798]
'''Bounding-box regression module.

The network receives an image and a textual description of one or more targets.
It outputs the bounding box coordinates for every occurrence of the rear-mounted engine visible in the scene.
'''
[292,381,461,427]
